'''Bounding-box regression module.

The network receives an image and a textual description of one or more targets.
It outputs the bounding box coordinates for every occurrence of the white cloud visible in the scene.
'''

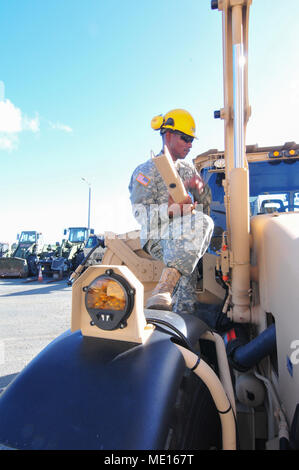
[23,114,40,133]
[0,99,22,133]
[0,98,40,152]
[49,121,73,133]
[0,134,18,151]
[0,83,72,153]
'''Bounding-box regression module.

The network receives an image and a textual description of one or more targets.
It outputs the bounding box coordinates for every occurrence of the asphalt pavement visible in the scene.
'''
[0,276,72,449]
[0,277,71,393]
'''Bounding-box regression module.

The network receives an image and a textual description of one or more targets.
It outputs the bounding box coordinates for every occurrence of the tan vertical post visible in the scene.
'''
[214,0,252,322]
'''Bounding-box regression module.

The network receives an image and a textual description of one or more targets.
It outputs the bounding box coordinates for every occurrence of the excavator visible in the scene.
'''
[0,0,298,451]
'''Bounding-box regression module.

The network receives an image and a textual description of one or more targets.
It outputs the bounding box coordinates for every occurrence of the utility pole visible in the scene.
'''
[81,177,91,233]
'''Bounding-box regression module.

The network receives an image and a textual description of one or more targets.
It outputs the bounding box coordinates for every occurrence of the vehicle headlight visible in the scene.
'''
[85,269,135,331]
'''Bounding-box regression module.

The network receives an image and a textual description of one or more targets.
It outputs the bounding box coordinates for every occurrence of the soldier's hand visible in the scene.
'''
[168,194,196,218]
[184,175,204,201]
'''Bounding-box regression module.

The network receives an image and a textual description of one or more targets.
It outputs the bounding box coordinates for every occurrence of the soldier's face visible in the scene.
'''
[165,132,193,161]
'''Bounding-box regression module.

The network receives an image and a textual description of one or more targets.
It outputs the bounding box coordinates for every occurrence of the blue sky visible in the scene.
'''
[1,0,299,245]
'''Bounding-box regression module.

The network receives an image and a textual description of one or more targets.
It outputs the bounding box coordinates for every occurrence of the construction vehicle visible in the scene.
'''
[0,231,43,278]
[74,233,105,269]
[67,234,106,285]
[37,227,92,280]
[0,0,298,451]
[37,243,62,278]
[83,233,105,263]
[0,243,9,258]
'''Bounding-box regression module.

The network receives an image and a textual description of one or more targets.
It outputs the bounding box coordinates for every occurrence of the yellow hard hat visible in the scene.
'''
[151,108,197,138]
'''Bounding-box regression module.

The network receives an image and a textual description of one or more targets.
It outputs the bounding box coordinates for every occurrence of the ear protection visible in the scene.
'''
[150,109,196,138]
[151,114,164,130]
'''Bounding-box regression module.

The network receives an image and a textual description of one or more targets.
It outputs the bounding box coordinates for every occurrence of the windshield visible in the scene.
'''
[19,232,37,243]
[202,159,299,254]
[68,228,88,243]
[250,192,299,215]
[86,236,98,248]
[248,160,299,215]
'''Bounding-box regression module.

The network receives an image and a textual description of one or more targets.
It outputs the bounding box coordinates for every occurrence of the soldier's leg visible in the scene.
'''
[160,210,214,275]
[144,211,214,310]
[171,267,199,315]
[144,239,181,310]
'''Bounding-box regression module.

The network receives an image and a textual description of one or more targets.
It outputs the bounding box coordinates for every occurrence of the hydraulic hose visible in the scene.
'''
[174,342,236,450]
[201,330,236,416]
[225,323,276,372]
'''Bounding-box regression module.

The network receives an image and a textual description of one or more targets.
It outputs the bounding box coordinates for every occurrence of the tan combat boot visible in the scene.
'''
[146,267,181,310]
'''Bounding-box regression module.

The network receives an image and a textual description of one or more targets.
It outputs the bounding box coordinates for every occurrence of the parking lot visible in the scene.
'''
[0,277,72,393]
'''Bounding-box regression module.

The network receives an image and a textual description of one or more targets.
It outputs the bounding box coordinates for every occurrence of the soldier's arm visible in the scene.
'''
[129,167,159,227]
[197,182,212,215]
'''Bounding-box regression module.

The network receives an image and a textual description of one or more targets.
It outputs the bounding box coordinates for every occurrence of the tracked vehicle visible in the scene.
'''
[0,0,298,451]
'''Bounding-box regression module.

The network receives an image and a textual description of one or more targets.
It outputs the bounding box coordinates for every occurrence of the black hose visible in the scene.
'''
[146,317,195,353]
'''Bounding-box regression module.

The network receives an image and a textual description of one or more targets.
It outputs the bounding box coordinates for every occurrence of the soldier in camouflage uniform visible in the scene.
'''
[129,109,213,314]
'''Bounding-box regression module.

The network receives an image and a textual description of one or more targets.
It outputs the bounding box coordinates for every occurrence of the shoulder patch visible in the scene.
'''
[136,172,150,186]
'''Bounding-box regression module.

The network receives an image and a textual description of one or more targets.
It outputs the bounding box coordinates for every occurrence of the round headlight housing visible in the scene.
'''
[85,269,135,331]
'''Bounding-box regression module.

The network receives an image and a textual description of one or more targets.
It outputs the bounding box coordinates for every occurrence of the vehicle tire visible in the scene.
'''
[73,251,84,270]
[27,255,38,277]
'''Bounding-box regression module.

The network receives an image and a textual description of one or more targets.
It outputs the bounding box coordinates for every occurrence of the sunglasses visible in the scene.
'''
[178,133,194,144]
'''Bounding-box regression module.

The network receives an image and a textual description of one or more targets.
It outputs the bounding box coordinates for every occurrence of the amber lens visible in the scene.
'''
[86,276,126,311]
[289,149,295,156]
[273,151,280,157]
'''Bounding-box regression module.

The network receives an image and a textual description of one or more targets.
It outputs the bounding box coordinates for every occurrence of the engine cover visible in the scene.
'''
[0,312,208,450]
